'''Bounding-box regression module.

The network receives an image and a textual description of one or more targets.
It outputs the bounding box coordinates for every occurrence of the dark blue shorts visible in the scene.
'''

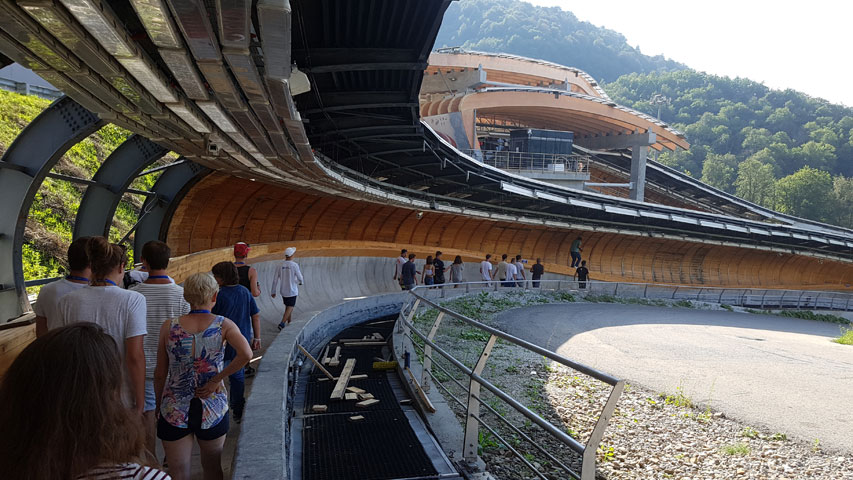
[157,398,229,441]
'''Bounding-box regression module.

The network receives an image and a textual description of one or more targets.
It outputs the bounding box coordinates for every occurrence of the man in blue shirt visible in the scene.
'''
[211,262,260,423]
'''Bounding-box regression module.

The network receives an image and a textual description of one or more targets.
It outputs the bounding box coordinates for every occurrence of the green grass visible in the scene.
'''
[720,443,750,456]
[834,327,853,345]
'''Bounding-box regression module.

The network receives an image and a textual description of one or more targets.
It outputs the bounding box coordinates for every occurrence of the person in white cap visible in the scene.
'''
[271,247,303,330]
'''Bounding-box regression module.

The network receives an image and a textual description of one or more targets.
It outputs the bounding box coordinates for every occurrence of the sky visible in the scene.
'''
[528,0,853,106]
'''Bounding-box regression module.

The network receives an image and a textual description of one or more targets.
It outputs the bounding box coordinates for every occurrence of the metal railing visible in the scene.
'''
[463,149,591,175]
[398,281,625,480]
[395,279,852,478]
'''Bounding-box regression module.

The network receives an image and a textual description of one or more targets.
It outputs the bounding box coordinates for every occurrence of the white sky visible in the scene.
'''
[527,0,853,106]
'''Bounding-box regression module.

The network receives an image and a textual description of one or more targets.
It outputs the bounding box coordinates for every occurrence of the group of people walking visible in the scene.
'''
[1,238,304,479]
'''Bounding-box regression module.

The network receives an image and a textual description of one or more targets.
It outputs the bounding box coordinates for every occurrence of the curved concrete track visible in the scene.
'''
[492,304,853,452]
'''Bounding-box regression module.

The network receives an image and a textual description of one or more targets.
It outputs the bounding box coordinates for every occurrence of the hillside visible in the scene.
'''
[0,90,166,290]
[435,0,685,82]
[436,0,853,229]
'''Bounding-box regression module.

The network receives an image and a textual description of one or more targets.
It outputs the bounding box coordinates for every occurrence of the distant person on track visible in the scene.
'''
[494,254,509,286]
[531,258,544,288]
[422,255,435,286]
[33,236,91,337]
[480,254,493,285]
[130,240,190,454]
[212,262,260,424]
[271,247,304,330]
[233,242,260,297]
[0,324,169,479]
[514,255,527,288]
[433,251,446,287]
[58,236,146,414]
[401,253,419,290]
[450,255,464,286]
[155,273,252,480]
[570,236,583,268]
[505,257,518,287]
[574,260,591,289]
[393,248,408,290]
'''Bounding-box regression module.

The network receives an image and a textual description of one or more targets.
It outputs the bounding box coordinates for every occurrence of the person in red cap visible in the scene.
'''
[233,242,260,297]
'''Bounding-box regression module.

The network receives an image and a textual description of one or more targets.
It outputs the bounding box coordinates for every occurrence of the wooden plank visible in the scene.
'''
[311,404,328,413]
[341,341,386,347]
[372,361,397,370]
[348,415,365,422]
[350,374,367,380]
[330,358,356,400]
[320,345,330,365]
[357,393,374,401]
[328,346,341,367]
[355,399,379,408]
[345,392,358,401]
[406,367,436,413]
[297,344,335,381]
[346,386,366,394]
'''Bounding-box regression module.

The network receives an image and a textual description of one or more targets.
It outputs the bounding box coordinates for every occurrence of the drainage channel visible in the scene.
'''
[292,316,461,480]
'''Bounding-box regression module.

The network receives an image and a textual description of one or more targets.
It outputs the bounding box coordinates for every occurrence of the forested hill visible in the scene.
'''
[434,0,685,82]
[435,0,853,229]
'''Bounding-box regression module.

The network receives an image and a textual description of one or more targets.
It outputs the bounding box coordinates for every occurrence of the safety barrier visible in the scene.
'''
[463,149,591,175]
[398,281,624,480]
[0,77,63,100]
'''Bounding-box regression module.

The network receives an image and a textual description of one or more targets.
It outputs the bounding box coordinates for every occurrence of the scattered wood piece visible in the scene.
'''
[328,346,341,367]
[355,398,379,408]
[311,405,328,413]
[297,344,335,381]
[406,367,436,413]
[342,341,386,347]
[357,393,374,401]
[373,356,386,362]
[348,415,365,423]
[346,386,366,394]
[399,399,412,405]
[330,358,356,400]
[345,392,358,401]
[320,345,331,365]
[371,333,384,341]
[372,361,397,370]
[349,374,368,380]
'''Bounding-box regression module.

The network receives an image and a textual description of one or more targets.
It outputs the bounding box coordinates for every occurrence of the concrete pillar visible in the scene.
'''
[630,144,648,202]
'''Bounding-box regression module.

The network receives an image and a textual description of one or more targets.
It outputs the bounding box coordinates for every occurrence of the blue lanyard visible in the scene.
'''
[148,275,170,279]
[66,275,89,282]
[234,262,245,265]
[95,279,117,286]
[189,309,211,314]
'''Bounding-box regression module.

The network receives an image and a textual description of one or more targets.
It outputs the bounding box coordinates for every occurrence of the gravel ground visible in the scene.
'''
[411,291,853,480]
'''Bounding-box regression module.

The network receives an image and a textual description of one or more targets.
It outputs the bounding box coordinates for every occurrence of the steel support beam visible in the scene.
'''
[74,135,168,239]
[134,160,210,257]
[0,96,103,321]
[630,145,649,202]
[575,131,656,151]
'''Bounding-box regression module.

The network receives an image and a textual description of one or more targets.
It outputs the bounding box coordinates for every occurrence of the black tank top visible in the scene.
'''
[236,264,252,291]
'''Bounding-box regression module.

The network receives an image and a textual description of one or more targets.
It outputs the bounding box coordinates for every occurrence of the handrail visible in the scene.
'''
[398,281,626,480]
[462,149,591,175]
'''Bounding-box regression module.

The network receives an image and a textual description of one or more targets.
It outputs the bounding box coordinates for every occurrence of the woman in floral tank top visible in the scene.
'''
[154,273,251,480]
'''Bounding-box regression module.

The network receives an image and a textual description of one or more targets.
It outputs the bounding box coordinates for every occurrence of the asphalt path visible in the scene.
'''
[492,304,853,452]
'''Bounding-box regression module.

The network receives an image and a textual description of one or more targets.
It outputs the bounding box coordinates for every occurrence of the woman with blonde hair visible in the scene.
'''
[0,323,169,479]
[154,273,252,480]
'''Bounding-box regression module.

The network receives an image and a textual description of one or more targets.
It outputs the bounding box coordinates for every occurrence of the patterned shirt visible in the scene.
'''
[78,463,170,479]
[160,316,228,429]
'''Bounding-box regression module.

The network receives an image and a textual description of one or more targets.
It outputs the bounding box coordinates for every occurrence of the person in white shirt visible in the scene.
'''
[392,248,407,290]
[33,236,92,337]
[505,261,518,288]
[129,240,190,454]
[480,254,493,285]
[58,236,147,413]
[271,247,304,330]
[514,254,527,288]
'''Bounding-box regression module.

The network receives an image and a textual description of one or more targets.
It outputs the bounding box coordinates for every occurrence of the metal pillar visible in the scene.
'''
[0,96,103,322]
[133,160,209,257]
[630,144,648,202]
[74,135,168,239]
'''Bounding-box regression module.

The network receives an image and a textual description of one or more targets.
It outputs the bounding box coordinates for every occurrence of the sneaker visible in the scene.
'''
[233,410,243,424]
[277,321,286,331]
[245,365,256,377]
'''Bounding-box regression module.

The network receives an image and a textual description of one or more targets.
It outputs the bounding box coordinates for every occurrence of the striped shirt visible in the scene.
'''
[130,282,190,378]
[78,463,170,479]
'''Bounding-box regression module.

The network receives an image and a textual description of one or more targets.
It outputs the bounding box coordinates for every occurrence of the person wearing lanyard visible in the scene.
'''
[130,240,190,454]
[58,236,147,414]
[154,273,251,480]
[33,236,93,337]
[233,242,260,297]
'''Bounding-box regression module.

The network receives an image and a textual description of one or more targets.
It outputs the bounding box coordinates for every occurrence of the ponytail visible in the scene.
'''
[86,236,126,280]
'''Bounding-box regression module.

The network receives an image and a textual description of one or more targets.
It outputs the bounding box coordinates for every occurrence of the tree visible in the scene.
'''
[831,176,853,228]
[700,153,737,192]
[735,158,776,207]
[774,167,833,221]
